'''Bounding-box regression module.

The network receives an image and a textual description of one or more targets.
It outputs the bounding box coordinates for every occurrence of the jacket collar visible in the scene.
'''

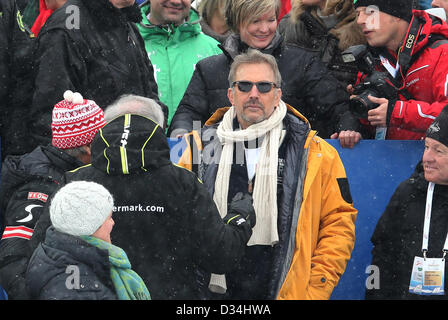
[138,3,202,39]
[139,2,201,28]
[4,145,82,178]
[220,32,284,60]
[410,9,448,54]
[200,20,231,44]
[41,145,85,170]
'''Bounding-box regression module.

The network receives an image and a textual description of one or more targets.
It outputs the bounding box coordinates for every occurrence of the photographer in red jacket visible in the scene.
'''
[348,0,448,140]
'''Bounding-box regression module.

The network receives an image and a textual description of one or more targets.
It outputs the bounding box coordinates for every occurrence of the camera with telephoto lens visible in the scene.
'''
[342,45,398,119]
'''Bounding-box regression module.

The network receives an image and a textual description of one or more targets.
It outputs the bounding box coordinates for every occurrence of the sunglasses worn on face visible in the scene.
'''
[232,81,277,93]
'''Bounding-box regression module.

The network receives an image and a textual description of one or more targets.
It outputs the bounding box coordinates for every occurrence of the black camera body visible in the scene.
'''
[350,72,398,119]
[342,45,398,119]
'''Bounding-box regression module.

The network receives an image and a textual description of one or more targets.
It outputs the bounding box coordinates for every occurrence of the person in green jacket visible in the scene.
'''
[138,0,222,128]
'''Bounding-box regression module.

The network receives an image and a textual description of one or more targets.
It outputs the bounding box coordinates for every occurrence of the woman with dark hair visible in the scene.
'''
[169,0,362,147]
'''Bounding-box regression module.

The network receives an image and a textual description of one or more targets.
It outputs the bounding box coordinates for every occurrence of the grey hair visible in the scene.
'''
[228,49,282,87]
[104,95,165,128]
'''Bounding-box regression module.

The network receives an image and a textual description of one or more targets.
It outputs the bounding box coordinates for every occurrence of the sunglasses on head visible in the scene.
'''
[232,81,278,93]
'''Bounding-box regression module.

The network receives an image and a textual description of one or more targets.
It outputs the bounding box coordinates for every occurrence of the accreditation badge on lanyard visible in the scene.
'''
[409,182,448,295]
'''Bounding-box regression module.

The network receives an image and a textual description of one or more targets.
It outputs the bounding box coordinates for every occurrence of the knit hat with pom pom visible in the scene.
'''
[51,90,106,149]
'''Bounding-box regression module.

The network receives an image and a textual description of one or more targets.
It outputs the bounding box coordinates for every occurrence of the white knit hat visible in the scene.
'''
[50,181,114,236]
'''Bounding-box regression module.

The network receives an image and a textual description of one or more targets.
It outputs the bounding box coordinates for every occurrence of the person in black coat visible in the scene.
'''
[29,0,166,150]
[278,0,366,89]
[27,226,118,300]
[366,105,448,300]
[64,94,256,299]
[0,92,106,300]
[27,181,151,300]
[169,0,361,147]
[0,0,36,157]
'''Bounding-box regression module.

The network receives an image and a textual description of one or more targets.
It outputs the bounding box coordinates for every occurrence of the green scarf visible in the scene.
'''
[81,236,151,300]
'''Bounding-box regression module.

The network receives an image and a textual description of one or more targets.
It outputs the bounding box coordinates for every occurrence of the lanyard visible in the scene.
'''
[379,55,400,79]
[422,182,448,259]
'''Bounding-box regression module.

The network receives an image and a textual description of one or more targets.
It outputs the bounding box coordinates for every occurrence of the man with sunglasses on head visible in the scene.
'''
[178,49,358,300]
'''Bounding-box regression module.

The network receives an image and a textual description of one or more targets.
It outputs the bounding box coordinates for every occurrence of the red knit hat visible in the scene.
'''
[52,91,106,149]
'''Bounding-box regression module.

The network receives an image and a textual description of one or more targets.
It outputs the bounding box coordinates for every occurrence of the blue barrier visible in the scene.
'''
[328,140,424,300]
[0,285,7,300]
[168,138,425,300]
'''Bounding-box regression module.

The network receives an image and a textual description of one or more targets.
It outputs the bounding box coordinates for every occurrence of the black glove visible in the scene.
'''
[223,192,256,229]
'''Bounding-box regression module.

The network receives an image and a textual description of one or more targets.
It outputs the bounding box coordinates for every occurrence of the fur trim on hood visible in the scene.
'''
[290,0,365,50]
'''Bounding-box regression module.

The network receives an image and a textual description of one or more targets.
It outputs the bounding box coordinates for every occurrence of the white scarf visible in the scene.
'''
[209,100,287,294]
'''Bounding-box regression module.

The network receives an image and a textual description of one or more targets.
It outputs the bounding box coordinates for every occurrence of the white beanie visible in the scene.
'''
[50,181,114,236]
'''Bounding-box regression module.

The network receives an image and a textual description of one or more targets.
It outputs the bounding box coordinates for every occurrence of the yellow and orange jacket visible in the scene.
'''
[177,105,357,300]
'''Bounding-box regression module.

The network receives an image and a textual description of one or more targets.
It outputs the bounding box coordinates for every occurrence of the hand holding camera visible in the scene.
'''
[365,96,388,127]
[342,45,398,121]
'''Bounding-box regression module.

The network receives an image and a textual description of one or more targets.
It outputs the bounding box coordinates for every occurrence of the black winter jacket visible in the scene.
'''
[168,33,359,138]
[29,0,164,148]
[65,114,252,299]
[366,169,448,300]
[0,145,83,299]
[0,0,36,157]
[26,227,117,300]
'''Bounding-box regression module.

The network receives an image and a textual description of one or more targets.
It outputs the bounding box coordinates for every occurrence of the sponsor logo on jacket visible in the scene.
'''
[28,192,49,203]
